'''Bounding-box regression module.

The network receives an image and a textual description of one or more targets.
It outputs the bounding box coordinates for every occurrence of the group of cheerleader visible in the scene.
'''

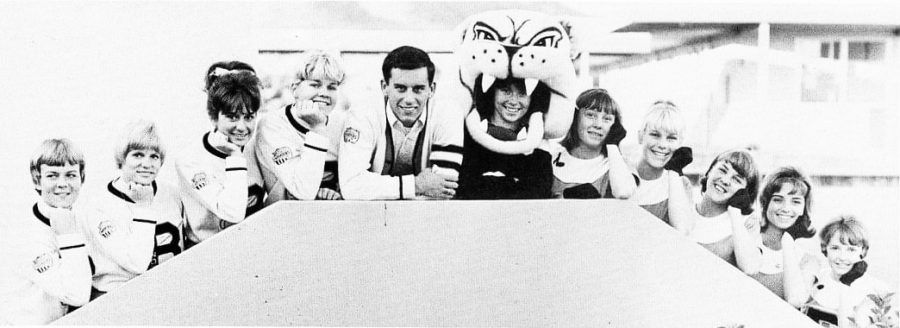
[2,45,894,327]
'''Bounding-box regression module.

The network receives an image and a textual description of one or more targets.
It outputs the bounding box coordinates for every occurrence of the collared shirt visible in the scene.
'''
[385,104,426,176]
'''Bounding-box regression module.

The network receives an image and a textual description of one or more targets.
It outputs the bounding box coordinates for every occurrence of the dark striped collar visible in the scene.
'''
[203,132,229,159]
[32,203,51,227]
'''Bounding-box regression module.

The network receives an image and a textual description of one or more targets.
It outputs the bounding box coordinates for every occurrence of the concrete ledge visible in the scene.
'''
[57,200,818,327]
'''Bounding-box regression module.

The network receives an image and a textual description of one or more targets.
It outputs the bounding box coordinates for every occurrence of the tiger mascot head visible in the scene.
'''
[437,10,578,155]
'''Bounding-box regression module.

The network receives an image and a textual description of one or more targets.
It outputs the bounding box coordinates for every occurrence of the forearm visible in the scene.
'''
[606,145,636,199]
[781,246,809,307]
[666,175,694,235]
[730,208,761,274]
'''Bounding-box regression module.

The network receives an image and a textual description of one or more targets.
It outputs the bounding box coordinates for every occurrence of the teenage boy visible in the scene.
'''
[339,46,463,200]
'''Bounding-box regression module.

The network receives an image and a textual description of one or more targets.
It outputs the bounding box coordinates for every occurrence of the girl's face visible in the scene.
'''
[703,161,747,204]
[765,183,805,230]
[824,233,864,276]
[121,148,162,186]
[293,77,341,114]
[576,109,615,150]
[639,127,682,168]
[37,163,82,209]
[214,111,256,147]
[492,83,530,127]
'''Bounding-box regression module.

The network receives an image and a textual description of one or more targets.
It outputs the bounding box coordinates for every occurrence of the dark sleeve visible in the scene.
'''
[510,149,553,199]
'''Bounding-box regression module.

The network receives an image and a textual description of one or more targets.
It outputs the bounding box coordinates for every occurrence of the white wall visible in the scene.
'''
[0,2,257,211]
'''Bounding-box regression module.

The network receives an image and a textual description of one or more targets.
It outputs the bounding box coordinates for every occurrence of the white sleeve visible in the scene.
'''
[24,234,91,307]
[254,114,328,200]
[83,206,156,274]
[338,110,413,200]
[175,151,248,223]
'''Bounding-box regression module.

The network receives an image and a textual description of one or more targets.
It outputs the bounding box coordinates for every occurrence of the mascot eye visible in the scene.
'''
[475,30,496,41]
[527,29,563,48]
[534,36,553,47]
[472,22,501,42]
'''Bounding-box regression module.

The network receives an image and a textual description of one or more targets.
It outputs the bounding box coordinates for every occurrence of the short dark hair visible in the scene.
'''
[473,78,549,129]
[560,88,622,155]
[759,166,816,239]
[204,61,256,92]
[206,69,261,120]
[381,46,435,83]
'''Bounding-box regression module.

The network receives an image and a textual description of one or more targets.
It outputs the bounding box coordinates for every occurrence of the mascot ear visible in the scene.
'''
[558,18,580,62]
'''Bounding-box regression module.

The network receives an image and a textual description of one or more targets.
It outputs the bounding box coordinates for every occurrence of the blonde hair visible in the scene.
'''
[113,120,165,168]
[295,50,346,85]
[30,138,86,186]
[640,99,685,138]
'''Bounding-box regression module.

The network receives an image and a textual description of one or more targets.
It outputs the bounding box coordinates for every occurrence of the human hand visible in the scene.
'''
[727,189,754,215]
[126,180,155,206]
[604,121,627,146]
[208,130,242,156]
[294,100,327,131]
[840,261,867,286]
[316,188,343,200]
[563,183,601,199]
[664,147,693,176]
[415,168,458,199]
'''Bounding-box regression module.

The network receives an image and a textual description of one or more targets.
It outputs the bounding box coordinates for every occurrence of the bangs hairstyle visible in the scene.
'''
[560,88,622,154]
[819,215,869,258]
[206,70,262,120]
[700,149,760,204]
[30,138,86,186]
[114,120,166,169]
[760,166,815,239]
[382,46,436,83]
[473,77,550,127]
[295,50,346,85]
[204,61,256,93]
[641,100,685,137]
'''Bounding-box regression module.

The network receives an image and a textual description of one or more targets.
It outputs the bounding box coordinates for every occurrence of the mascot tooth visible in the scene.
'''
[435,10,578,155]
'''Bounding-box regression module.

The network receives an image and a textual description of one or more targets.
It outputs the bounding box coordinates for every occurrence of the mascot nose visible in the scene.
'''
[503,45,521,62]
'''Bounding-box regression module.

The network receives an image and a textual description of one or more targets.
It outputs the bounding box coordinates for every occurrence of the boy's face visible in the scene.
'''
[36,163,82,209]
[382,67,433,127]
[704,161,747,203]
[824,233,864,276]
[639,127,682,169]
[214,111,256,147]
[293,77,341,114]
[121,148,162,186]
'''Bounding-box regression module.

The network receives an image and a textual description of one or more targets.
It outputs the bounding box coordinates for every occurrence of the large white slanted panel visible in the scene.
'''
[57,200,818,327]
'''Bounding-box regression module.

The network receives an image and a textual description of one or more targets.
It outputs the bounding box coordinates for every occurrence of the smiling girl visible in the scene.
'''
[687,149,761,273]
[80,120,184,299]
[175,61,264,248]
[456,78,553,199]
[804,216,891,327]
[748,167,818,307]
[254,50,348,202]
[629,100,693,233]
[543,88,636,199]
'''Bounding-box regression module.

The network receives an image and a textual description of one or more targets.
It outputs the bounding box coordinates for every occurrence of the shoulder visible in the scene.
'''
[540,140,565,156]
